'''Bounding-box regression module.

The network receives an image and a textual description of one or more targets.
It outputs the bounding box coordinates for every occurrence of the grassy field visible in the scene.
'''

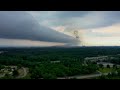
[99,68,116,73]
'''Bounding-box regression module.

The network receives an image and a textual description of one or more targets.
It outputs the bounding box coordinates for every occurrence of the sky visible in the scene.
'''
[0,11,120,47]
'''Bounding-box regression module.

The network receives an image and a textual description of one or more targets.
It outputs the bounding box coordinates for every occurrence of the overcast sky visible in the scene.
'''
[0,11,120,47]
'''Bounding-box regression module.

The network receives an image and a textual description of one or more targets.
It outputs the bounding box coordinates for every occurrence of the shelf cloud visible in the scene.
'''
[0,11,80,45]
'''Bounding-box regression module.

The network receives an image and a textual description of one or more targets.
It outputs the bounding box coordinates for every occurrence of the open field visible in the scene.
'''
[99,68,115,73]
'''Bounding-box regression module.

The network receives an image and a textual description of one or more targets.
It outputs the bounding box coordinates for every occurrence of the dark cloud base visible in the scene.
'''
[0,11,80,45]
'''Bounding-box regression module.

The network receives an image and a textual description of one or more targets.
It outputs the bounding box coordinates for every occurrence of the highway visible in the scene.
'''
[57,73,109,79]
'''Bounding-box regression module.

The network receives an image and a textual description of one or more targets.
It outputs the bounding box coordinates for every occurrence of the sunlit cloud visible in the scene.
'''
[79,23,120,46]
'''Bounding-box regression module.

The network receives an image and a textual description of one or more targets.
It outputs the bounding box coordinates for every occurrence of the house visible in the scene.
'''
[8,72,13,75]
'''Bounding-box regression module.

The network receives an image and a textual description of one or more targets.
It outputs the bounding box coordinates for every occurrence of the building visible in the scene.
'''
[85,56,109,62]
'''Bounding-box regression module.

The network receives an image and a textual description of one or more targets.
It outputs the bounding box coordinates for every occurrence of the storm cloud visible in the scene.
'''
[1,11,120,47]
[0,11,80,45]
[29,11,120,30]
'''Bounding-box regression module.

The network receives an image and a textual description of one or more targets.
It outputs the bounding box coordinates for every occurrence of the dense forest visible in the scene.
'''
[1,46,120,79]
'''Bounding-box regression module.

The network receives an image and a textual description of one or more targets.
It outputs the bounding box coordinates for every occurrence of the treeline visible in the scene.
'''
[30,62,98,79]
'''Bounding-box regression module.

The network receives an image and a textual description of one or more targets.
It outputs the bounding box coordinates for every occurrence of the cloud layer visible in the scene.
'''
[29,11,120,30]
[0,11,120,46]
[0,11,79,45]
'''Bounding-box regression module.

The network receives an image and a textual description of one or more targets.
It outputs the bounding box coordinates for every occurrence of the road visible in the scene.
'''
[21,67,27,77]
[16,67,28,78]
[57,73,109,79]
